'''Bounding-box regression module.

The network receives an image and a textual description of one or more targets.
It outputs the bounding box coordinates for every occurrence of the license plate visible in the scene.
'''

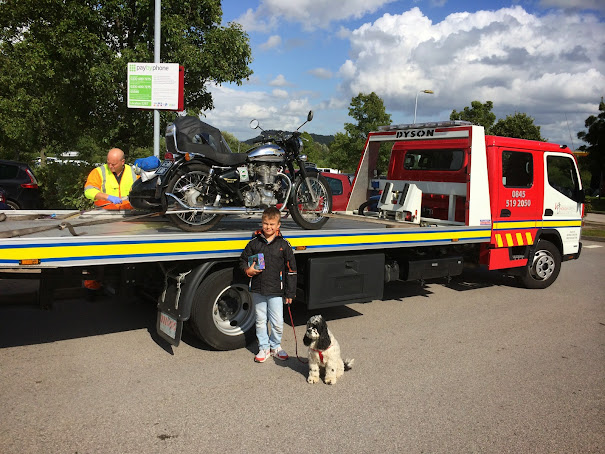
[155,160,173,176]
[158,311,177,339]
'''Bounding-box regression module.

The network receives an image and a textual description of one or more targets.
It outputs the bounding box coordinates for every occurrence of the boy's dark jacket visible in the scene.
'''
[239,230,297,298]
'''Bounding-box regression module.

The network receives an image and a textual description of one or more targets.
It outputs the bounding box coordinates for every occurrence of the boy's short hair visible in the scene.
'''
[262,206,281,222]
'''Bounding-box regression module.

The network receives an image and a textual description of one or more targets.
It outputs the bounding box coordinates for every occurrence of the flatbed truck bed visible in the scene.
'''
[0,210,489,268]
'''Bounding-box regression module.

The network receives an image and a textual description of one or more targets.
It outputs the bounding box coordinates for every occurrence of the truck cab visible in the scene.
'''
[349,120,583,288]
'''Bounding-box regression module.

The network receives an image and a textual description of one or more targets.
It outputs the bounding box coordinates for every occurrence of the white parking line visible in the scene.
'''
[583,244,603,248]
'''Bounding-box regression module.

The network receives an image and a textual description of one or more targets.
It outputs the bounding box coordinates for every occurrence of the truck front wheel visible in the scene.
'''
[188,268,256,350]
[517,240,561,289]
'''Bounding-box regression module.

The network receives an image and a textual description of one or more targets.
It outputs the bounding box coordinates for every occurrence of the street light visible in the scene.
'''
[414,89,434,124]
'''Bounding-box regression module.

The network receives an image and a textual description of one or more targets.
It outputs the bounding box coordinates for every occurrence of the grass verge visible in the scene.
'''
[582,228,605,239]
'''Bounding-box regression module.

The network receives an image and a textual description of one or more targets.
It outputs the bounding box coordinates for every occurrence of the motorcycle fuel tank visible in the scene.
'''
[247,144,285,162]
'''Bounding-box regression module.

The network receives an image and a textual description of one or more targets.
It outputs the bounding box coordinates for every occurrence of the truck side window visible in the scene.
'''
[502,151,533,188]
[547,155,579,199]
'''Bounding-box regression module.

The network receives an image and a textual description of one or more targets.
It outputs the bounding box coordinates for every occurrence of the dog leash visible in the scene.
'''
[287,304,308,364]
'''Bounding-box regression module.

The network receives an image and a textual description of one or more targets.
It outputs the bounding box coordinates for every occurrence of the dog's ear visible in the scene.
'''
[303,333,312,346]
[316,318,331,351]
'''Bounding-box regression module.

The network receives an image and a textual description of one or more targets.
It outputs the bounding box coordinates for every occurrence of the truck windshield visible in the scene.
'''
[403,149,465,171]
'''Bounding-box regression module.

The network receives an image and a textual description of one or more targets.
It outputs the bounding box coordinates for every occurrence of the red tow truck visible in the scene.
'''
[0,120,584,350]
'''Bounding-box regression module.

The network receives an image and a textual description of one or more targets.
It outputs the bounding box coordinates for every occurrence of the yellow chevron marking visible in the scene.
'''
[495,234,503,248]
[525,232,533,244]
[505,233,513,246]
[516,233,524,245]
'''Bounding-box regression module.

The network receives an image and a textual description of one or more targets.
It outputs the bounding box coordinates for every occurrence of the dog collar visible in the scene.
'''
[311,345,331,363]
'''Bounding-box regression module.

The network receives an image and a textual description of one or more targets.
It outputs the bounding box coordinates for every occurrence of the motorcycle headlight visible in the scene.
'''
[297,137,304,151]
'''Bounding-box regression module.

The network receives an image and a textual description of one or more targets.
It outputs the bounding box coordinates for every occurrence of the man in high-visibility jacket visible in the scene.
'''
[83,148,139,298]
[84,148,138,210]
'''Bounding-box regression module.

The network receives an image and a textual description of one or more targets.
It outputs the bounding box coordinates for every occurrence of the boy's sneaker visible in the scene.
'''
[271,347,289,361]
[255,349,270,363]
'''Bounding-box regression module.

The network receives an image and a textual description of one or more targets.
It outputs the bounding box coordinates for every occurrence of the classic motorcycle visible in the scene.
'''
[129,111,332,232]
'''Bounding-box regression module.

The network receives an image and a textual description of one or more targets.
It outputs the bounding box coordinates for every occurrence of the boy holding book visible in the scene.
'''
[240,207,297,362]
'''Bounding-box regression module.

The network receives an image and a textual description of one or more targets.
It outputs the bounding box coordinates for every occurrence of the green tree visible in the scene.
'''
[328,92,391,173]
[0,0,252,162]
[450,100,496,132]
[222,130,251,154]
[491,112,544,141]
[577,97,605,194]
[300,132,330,168]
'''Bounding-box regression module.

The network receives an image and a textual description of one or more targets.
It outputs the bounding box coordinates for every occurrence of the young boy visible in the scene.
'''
[240,207,297,362]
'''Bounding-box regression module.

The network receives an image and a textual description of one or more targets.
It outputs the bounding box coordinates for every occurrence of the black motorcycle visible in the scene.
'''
[129,111,332,232]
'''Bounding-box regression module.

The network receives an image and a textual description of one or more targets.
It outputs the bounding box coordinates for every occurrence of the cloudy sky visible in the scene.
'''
[203,0,605,148]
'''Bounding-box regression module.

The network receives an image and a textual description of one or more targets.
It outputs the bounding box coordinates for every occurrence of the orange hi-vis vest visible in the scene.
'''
[84,164,138,210]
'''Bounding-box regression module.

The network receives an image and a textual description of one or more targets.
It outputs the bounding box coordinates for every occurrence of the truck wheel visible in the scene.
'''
[517,240,561,289]
[188,268,256,350]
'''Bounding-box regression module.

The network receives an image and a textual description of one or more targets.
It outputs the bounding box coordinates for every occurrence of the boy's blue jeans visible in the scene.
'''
[252,293,284,351]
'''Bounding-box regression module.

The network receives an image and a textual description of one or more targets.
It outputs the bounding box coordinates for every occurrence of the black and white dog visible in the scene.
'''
[303,315,354,385]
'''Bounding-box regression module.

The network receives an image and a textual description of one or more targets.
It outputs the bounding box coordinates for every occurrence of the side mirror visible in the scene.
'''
[307,111,314,122]
[249,119,259,130]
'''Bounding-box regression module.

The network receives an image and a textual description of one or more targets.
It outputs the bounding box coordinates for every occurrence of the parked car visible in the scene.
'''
[322,172,353,212]
[0,159,41,209]
[0,186,8,210]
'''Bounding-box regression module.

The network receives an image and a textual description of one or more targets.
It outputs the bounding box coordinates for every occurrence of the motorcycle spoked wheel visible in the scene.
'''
[288,172,332,229]
[165,163,224,232]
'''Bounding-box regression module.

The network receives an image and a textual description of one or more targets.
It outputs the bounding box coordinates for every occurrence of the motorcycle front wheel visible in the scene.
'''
[288,172,332,229]
[165,163,223,232]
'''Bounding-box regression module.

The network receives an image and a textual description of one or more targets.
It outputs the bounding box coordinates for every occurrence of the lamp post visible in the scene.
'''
[414,89,434,124]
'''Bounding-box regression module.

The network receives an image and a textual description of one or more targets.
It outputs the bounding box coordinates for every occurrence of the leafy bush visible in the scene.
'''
[585,196,605,213]
[35,162,95,210]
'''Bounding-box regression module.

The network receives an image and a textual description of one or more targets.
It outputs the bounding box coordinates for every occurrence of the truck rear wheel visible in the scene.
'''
[517,239,561,289]
[188,268,256,350]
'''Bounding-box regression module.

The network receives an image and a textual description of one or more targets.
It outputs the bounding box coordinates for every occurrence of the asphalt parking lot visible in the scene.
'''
[1,241,604,453]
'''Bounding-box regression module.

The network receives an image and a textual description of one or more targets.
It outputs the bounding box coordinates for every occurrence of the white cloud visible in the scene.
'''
[338,6,605,145]
[235,8,278,32]
[204,84,318,140]
[308,68,333,79]
[260,35,281,50]
[272,88,288,98]
[269,74,290,87]
[235,0,397,31]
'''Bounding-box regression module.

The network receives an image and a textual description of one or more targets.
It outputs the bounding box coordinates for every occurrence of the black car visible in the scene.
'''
[0,159,41,209]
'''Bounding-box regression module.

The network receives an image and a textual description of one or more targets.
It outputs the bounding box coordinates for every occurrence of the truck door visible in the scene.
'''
[485,147,544,270]
[493,148,544,244]
[543,152,583,255]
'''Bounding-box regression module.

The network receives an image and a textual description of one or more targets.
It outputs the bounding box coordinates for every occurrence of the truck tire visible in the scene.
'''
[517,240,561,289]
[188,268,256,350]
